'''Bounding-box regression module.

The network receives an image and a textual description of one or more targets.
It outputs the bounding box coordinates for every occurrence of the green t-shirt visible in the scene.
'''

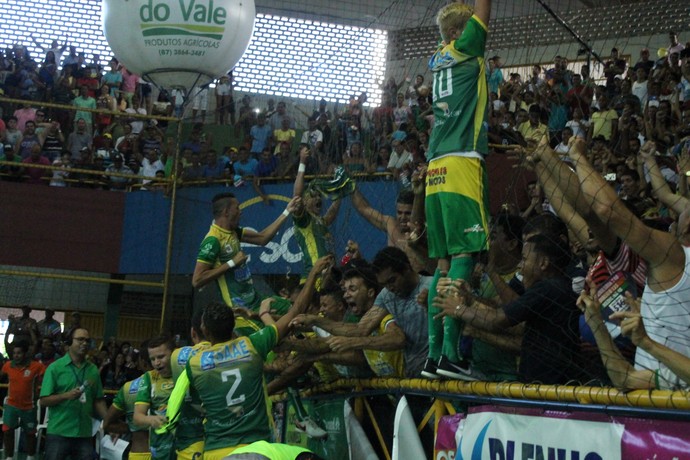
[427,15,489,160]
[112,377,148,432]
[186,326,278,451]
[197,223,261,310]
[292,211,332,281]
[169,343,211,450]
[39,354,104,438]
[135,370,175,459]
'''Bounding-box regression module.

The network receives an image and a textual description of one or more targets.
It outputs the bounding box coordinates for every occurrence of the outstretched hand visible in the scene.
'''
[286,196,302,213]
[432,278,472,320]
[576,278,602,325]
[610,291,649,348]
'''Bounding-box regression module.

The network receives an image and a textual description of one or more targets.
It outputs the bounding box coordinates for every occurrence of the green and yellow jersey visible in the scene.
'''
[112,377,148,433]
[186,326,278,452]
[197,223,261,310]
[135,370,176,459]
[169,342,211,451]
[292,211,332,284]
[427,14,489,160]
[362,314,405,377]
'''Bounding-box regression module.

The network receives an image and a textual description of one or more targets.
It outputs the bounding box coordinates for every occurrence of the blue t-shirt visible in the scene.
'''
[256,157,278,177]
[203,161,226,179]
[234,159,258,177]
[250,124,272,154]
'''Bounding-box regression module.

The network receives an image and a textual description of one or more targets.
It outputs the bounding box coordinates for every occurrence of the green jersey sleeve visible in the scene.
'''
[248,325,278,359]
[454,15,487,58]
[134,371,152,405]
[197,236,221,264]
[112,385,126,411]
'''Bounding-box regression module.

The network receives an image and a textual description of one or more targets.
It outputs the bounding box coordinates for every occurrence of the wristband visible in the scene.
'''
[298,163,306,173]
[227,260,236,269]
[282,209,290,217]
[260,311,271,318]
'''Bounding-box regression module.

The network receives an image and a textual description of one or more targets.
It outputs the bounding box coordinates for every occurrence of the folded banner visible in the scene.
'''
[392,396,426,460]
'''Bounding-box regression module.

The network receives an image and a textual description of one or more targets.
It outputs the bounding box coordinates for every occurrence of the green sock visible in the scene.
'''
[427,268,443,361]
[442,256,475,362]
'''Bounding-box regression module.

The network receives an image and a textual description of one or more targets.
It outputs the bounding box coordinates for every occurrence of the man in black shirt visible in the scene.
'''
[434,234,581,384]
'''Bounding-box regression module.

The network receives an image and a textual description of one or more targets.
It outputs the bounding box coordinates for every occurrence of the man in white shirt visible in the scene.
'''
[387,139,412,173]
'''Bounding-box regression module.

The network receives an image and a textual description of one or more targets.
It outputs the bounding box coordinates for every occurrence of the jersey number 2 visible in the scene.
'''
[221,369,246,406]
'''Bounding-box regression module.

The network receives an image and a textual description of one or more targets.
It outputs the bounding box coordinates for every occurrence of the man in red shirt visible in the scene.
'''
[1,340,45,460]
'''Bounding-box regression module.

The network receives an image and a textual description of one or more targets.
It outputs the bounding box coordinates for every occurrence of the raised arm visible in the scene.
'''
[567,139,683,289]
[474,0,491,28]
[292,146,309,197]
[578,280,653,390]
[351,188,393,233]
[272,255,334,339]
[323,199,342,226]
[640,142,688,215]
[241,196,300,246]
[542,142,620,253]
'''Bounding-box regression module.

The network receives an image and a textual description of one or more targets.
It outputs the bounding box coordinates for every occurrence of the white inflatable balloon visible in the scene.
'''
[102,0,255,89]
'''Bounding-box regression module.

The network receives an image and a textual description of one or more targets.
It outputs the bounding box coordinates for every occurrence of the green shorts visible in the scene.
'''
[2,404,37,433]
[425,155,490,258]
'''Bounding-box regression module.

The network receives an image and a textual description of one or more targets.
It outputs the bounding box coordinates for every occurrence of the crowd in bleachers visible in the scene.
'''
[2,23,690,460]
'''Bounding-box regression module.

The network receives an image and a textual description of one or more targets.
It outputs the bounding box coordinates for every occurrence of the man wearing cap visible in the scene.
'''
[488,55,504,96]
[105,154,134,191]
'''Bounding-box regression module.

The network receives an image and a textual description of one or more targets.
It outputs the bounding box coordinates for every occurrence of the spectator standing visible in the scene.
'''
[37,309,61,343]
[39,327,107,460]
[249,113,272,157]
[67,119,92,161]
[488,55,504,95]
[273,117,295,154]
[191,86,209,123]
[215,74,233,125]
[72,86,96,132]
[0,341,45,460]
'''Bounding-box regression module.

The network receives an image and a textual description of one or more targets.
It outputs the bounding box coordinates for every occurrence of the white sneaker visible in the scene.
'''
[295,416,328,440]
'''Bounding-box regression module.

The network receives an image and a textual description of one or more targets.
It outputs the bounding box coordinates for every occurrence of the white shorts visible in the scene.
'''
[192,88,209,110]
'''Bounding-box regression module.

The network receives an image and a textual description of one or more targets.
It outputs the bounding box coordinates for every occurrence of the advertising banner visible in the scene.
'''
[435,405,690,460]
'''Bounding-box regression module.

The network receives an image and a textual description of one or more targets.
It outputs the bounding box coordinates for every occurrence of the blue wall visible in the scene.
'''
[119,181,400,276]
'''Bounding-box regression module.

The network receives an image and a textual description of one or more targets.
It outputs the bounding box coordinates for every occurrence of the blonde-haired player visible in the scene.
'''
[424,0,492,381]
